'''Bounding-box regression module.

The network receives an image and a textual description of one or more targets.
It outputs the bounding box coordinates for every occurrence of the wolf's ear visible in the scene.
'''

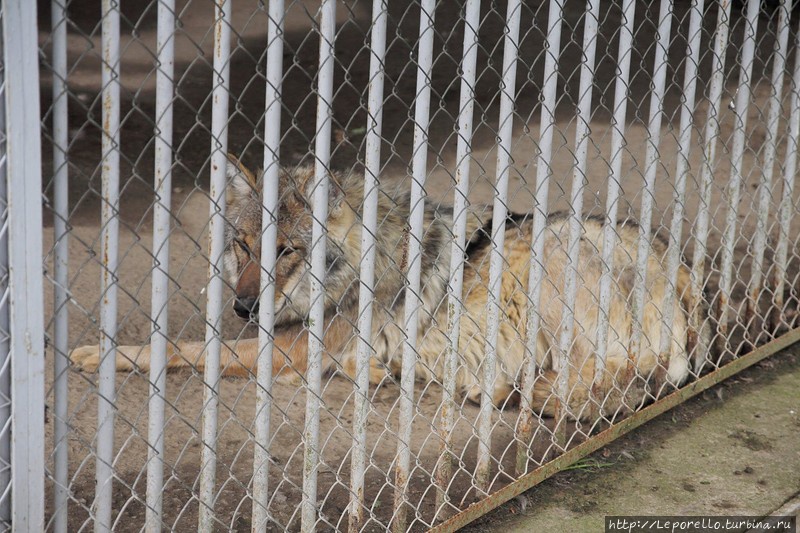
[284,166,345,214]
[226,154,258,202]
[327,171,347,216]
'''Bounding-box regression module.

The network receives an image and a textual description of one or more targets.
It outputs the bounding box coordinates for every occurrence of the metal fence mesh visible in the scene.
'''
[0,4,11,526]
[29,0,800,530]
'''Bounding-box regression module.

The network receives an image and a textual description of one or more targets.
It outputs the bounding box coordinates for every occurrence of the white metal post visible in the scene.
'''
[348,0,387,530]
[477,0,522,495]
[718,0,760,353]
[437,0,480,516]
[3,0,46,529]
[252,0,284,529]
[660,0,705,364]
[146,0,175,530]
[301,1,336,531]
[516,0,565,476]
[96,0,121,529]
[628,0,673,397]
[51,0,71,529]
[0,17,8,524]
[392,1,435,530]
[690,0,733,374]
[198,0,232,530]
[745,0,790,343]
[594,0,636,417]
[557,0,600,442]
[773,9,800,330]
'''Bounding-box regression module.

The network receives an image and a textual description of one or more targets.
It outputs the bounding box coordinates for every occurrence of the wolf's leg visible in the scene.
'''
[69,338,300,378]
[69,327,311,381]
[69,341,220,373]
[341,356,396,385]
[219,329,310,382]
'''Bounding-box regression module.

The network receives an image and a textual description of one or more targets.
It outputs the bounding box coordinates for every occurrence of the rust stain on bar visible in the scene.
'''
[717,293,729,334]
[551,395,566,451]
[434,442,453,497]
[625,349,637,383]
[651,359,668,400]
[514,409,535,476]
[590,380,604,421]
[716,293,731,358]
[623,347,639,410]
[744,297,757,351]
[430,326,800,533]
[434,445,456,521]
[392,465,408,533]
[687,327,698,360]
[769,269,791,334]
[745,279,768,350]
[214,0,225,45]
[347,486,363,533]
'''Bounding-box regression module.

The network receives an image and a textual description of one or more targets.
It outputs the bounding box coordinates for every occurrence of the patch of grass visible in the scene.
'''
[562,457,615,472]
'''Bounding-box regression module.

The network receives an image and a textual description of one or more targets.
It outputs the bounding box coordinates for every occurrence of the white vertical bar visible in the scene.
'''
[436,0,480,516]
[251,0,283,529]
[348,0,386,530]
[51,0,71,530]
[146,1,175,531]
[198,0,231,530]
[95,0,121,529]
[660,0,705,359]
[690,0,733,372]
[718,0,760,352]
[4,0,46,529]
[594,0,636,415]
[628,0,673,390]
[476,0,522,495]
[0,17,9,524]
[516,0,564,476]
[300,1,336,531]
[557,0,600,440]
[773,12,800,330]
[392,0,435,530]
[745,0,790,342]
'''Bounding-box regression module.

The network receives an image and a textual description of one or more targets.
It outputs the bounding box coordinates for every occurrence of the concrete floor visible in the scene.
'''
[464,347,800,532]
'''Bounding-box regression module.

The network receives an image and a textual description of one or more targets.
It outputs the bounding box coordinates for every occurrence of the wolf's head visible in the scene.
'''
[223,156,361,325]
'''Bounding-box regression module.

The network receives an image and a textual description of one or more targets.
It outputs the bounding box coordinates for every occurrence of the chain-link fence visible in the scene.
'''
[0,5,10,528]
[0,0,795,530]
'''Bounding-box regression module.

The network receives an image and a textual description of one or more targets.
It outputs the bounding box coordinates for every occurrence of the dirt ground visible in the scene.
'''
[35,0,800,530]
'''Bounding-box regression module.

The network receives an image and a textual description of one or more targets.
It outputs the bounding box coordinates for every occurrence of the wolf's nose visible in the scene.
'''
[233,296,259,320]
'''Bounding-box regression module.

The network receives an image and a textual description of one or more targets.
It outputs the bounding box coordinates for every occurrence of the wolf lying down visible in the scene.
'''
[71,157,711,420]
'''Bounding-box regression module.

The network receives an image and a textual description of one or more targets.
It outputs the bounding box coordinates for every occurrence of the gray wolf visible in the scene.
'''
[71,156,711,420]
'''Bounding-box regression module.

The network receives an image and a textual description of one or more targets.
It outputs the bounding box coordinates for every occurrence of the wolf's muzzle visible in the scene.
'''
[233,296,259,320]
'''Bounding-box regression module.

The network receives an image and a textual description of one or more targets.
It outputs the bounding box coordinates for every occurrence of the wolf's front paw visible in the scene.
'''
[70,345,101,372]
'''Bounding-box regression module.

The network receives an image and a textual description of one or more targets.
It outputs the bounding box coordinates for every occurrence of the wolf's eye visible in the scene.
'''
[234,237,254,257]
[277,245,294,258]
